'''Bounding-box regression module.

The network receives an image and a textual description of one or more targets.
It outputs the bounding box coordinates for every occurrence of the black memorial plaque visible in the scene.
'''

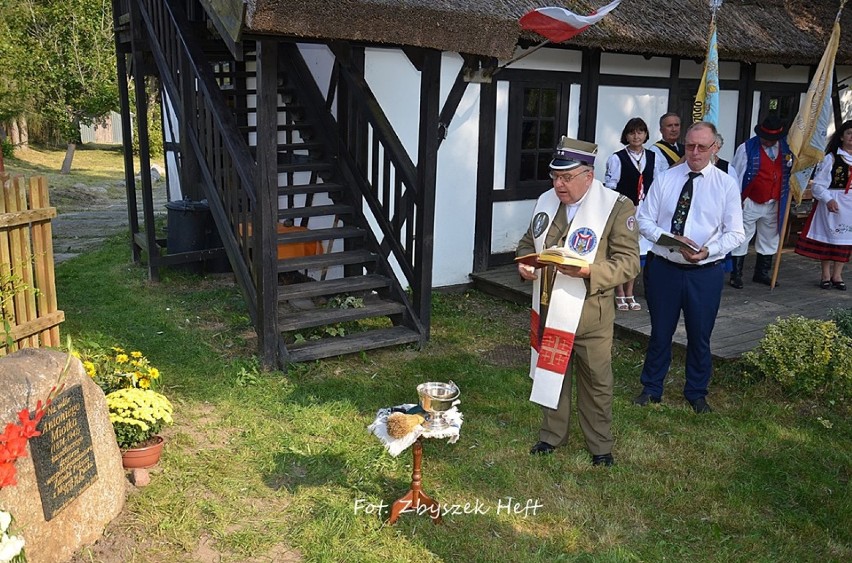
[29,384,98,521]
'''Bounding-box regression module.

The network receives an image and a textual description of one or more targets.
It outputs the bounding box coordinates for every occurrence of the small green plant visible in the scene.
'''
[106,388,174,449]
[0,137,14,160]
[327,295,364,309]
[234,357,261,387]
[741,315,852,402]
[830,307,852,340]
[291,294,365,342]
[0,266,39,351]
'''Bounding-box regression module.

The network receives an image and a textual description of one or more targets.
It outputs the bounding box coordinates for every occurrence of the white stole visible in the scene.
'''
[529,180,619,408]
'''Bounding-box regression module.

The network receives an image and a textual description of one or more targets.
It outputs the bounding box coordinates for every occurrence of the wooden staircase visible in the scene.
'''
[123,0,425,365]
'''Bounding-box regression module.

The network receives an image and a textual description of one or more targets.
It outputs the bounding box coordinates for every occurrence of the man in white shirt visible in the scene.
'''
[649,112,684,169]
[634,122,745,413]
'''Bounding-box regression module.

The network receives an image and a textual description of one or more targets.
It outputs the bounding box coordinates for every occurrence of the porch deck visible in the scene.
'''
[470,249,852,361]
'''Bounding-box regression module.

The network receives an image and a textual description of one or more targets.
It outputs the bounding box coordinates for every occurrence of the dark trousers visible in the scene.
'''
[639,254,724,401]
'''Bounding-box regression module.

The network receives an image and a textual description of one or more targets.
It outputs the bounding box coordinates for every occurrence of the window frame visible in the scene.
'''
[503,78,571,200]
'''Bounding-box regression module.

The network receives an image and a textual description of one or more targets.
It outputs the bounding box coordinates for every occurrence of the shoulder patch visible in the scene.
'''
[626,215,636,231]
[532,212,550,238]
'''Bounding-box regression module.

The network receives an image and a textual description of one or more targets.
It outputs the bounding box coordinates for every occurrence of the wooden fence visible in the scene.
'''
[0,174,63,355]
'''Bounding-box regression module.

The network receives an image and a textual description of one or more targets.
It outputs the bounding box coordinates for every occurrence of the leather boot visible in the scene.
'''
[730,255,745,289]
[753,253,776,286]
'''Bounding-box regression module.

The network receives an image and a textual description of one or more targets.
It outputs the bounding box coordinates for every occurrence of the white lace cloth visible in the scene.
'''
[368,402,463,457]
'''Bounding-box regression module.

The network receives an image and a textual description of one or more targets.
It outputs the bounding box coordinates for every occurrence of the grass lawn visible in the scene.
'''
[13,144,845,561]
[3,143,164,212]
[55,233,851,562]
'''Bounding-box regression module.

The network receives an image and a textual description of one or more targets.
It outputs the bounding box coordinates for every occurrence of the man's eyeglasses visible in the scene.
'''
[549,169,589,183]
[684,142,717,153]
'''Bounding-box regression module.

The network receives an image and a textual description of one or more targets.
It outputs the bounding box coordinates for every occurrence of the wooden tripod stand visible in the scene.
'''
[388,437,442,524]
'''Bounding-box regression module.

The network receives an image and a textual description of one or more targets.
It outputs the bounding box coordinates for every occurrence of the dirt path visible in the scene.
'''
[51,181,169,264]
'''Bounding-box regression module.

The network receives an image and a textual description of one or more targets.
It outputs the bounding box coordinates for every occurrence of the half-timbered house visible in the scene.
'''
[114,0,852,368]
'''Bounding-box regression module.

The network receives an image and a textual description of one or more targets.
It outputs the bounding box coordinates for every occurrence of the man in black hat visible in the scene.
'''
[516,136,639,466]
[729,115,794,287]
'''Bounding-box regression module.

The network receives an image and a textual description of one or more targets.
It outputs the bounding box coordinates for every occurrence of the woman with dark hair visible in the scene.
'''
[605,117,666,310]
[794,120,852,290]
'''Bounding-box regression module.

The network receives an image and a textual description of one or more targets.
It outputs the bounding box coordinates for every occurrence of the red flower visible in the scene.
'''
[16,407,42,439]
[0,461,17,488]
[3,436,28,460]
[0,422,20,443]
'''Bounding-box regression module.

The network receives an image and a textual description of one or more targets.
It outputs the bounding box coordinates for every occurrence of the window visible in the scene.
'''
[505,81,570,195]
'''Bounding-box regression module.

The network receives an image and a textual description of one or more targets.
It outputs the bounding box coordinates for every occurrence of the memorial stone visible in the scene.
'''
[0,349,126,563]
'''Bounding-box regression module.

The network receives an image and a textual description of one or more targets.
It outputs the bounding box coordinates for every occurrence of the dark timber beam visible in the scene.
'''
[473,80,497,273]
[255,39,282,369]
[414,49,441,342]
[112,0,140,263]
[436,57,473,150]
[129,0,160,281]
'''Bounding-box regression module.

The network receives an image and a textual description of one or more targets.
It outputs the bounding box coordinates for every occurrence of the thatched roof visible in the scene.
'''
[243,0,852,65]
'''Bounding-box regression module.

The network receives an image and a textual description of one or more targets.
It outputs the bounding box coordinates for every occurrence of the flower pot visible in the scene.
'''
[121,435,164,469]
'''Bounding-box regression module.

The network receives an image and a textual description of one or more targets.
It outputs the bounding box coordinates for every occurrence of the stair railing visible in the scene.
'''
[282,43,428,337]
[130,0,280,362]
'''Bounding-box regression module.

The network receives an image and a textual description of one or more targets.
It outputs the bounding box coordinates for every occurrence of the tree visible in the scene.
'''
[0,0,119,172]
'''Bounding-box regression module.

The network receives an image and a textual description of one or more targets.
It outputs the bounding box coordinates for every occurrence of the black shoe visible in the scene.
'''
[730,256,745,289]
[591,453,614,467]
[529,441,555,455]
[632,392,661,406]
[690,398,713,414]
[753,254,775,286]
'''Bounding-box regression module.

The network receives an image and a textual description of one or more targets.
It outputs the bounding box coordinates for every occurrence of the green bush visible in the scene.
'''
[830,307,852,340]
[0,137,14,160]
[742,315,852,402]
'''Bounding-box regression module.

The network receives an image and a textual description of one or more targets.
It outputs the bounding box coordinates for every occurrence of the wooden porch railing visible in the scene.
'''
[284,43,437,338]
[0,175,64,355]
[129,0,280,361]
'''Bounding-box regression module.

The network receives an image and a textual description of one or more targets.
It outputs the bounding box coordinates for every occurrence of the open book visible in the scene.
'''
[515,247,589,268]
[656,232,701,253]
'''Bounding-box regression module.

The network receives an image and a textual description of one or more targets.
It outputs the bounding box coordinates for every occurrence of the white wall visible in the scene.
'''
[303,47,833,288]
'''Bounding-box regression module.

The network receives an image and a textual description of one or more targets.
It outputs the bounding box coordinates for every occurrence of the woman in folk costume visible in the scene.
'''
[604,117,666,311]
[516,136,639,466]
[794,120,852,290]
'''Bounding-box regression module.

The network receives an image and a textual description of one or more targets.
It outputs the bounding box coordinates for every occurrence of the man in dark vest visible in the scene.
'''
[649,112,685,169]
[729,116,794,288]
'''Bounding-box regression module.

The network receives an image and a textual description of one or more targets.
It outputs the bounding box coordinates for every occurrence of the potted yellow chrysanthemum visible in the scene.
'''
[106,388,174,468]
[77,346,162,395]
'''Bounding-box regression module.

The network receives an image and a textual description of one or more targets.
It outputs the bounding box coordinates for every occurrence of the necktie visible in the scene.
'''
[670,172,702,235]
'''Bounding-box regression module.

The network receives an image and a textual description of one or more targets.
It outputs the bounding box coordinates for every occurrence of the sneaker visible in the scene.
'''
[632,392,661,406]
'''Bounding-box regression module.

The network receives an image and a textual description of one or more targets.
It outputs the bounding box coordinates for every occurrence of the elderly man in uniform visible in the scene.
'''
[516,136,640,466]
[650,112,685,169]
[729,115,794,288]
[633,122,744,413]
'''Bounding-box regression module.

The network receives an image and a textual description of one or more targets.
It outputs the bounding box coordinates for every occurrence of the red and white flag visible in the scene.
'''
[519,1,623,43]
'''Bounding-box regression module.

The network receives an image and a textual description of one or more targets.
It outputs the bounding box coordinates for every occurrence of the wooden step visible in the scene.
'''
[239,123,310,133]
[278,203,352,221]
[277,248,375,272]
[278,274,391,301]
[278,298,405,331]
[278,225,364,244]
[278,160,333,173]
[286,325,420,362]
[276,142,325,152]
[277,182,344,196]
